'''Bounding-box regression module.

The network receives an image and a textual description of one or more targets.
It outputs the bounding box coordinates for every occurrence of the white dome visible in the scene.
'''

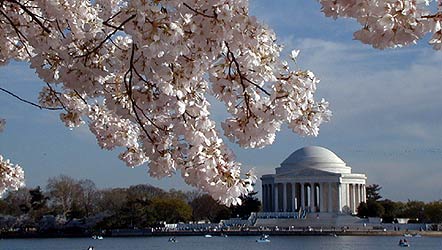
[278,146,351,174]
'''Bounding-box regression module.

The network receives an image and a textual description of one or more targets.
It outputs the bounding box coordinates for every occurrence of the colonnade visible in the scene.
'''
[262,182,366,214]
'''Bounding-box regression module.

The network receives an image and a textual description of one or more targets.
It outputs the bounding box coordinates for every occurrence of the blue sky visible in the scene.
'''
[1,0,442,201]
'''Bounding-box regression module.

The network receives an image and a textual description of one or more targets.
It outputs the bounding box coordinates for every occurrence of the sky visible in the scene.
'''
[1,1,442,202]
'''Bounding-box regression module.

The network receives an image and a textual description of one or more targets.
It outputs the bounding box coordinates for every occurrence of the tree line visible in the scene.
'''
[357,184,442,224]
[0,175,260,233]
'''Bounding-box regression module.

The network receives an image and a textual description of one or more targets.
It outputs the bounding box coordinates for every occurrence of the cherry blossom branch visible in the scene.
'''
[225,47,252,118]
[44,83,68,111]
[0,87,62,110]
[55,19,66,39]
[73,89,88,105]
[421,12,442,19]
[77,14,136,58]
[183,3,217,19]
[125,45,154,141]
[103,11,124,31]
[225,45,271,96]
[0,9,33,57]
[6,0,51,34]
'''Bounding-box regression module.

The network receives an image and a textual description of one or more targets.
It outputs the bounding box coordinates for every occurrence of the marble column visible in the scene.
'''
[283,183,287,212]
[362,184,366,203]
[319,182,325,212]
[354,184,359,209]
[274,184,279,212]
[262,184,266,211]
[351,184,356,214]
[338,183,342,213]
[310,182,315,212]
[266,184,270,212]
[328,182,333,212]
[292,183,296,212]
[300,183,305,210]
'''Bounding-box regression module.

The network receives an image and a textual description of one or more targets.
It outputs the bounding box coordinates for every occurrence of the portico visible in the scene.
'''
[261,146,367,214]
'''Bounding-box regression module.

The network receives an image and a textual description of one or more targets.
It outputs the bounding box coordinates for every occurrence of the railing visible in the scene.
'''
[253,210,308,220]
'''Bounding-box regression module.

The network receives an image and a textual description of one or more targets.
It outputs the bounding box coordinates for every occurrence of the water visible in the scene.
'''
[2,235,442,250]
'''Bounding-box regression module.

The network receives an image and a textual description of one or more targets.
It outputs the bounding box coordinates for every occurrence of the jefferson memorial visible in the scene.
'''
[261,146,367,215]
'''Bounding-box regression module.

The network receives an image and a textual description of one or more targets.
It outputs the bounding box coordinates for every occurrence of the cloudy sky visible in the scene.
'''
[1,1,441,202]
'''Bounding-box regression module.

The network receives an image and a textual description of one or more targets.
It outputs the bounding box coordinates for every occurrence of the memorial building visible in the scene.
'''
[261,146,367,215]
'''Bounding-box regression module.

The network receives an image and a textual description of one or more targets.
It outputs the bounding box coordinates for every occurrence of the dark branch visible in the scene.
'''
[77,14,136,58]
[55,19,66,39]
[73,89,88,105]
[225,44,271,96]
[124,43,155,143]
[0,9,33,57]
[0,87,62,110]
[45,83,67,111]
[7,0,51,34]
[183,3,217,19]
[103,11,124,31]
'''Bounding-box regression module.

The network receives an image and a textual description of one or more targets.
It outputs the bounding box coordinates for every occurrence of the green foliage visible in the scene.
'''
[230,191,261,219]
[29,186,47,210]
[379,199,404,223]
[366,184,382,201]
[1,188,31,216]
[399,200,426,222]
[152,197,192,223]
[190,194,231,222]
[357,200,384,218]
[424,201,442,223]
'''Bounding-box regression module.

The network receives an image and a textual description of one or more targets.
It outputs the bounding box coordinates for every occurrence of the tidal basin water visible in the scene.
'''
[2,235,442,250]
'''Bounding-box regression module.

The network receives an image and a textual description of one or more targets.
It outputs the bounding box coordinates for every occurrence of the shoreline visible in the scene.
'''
[2,230,442,239]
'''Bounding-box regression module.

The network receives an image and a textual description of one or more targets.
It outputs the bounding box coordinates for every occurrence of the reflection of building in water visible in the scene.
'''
[261,146,367,215]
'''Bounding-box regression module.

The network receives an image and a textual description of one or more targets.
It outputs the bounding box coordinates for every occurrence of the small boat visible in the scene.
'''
[413,233,422,238]
[330,233,338,237]
[256,234,270,243]
[220,233,228,237]
[403,233,413,237]
[168,237,177,243]
[87,246,95,250]
[204,234,212,238]
[92,235,103,240]
[398,240,410,247]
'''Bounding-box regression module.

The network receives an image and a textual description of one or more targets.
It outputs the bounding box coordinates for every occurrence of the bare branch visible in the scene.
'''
[0,87,62,110]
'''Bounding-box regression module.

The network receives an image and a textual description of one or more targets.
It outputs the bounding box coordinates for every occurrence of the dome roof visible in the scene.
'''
[278,146,351,174]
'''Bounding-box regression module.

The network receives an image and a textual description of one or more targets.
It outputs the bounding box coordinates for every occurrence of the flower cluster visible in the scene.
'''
[0,119,25,196]
[0,0,332,205]
[319,0,442,50]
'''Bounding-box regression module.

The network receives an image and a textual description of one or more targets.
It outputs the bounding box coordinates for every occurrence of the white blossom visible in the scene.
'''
[0,118,25,196]
[319,0,439,49]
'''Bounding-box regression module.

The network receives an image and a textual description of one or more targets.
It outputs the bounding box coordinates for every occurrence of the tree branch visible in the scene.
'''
[7,0,51,34]
[76,14,136,58]
[183,3,217,19]
[0,87,62,110]
[123,43,156,143]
